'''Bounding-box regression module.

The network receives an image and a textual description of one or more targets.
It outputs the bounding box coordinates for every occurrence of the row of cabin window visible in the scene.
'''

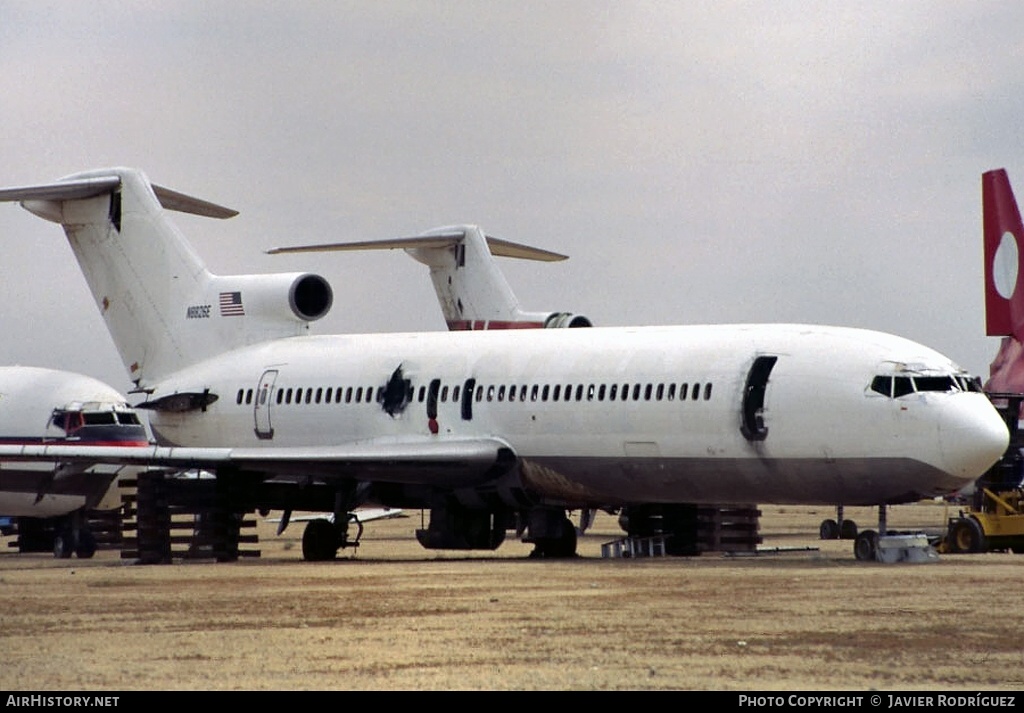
[236,381,714,407]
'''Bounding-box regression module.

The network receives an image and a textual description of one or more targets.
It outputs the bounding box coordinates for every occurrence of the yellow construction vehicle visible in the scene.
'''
[939,392,1024,554]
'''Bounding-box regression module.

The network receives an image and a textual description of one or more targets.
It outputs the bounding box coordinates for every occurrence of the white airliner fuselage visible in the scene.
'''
[145,323,1000,508]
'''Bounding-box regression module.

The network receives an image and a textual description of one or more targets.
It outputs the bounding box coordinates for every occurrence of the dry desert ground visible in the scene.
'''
[1,501,1022,691]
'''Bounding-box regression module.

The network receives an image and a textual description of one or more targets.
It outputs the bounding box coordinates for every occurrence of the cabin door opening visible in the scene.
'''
[741,355,777,442]
[254,369,278,440]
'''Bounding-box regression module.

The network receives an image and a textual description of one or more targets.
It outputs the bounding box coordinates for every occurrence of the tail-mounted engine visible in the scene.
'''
[544,312,592,328]
[210,272,333,324]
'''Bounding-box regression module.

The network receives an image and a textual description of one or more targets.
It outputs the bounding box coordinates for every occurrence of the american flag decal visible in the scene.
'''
[219,291,245,316]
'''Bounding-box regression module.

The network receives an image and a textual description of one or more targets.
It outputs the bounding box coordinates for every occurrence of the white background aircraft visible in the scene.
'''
[0,365,149,557]
[0,167,1008,562]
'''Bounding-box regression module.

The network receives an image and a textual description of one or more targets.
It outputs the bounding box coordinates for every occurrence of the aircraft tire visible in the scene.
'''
[853,530,878,562]
[75,531,97,559]
[819,519,839,540]
[840,519,858,540]
[53,532,74,559]
[302,518,338,562]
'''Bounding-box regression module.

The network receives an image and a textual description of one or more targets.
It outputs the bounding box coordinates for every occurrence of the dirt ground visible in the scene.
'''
[1,501,1022,691]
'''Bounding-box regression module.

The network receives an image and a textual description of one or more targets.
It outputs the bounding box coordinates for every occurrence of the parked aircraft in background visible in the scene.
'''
[0,366,149,557]
[983,168,1024,398]
[269,224,601,535]
[0,167,1008,563]
[267,224,592,331]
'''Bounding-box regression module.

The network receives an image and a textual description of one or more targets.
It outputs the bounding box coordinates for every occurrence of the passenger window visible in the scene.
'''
[679,383,688,400]
[704,383,712,400]
[542,385,550,401]
[692,383,700,401]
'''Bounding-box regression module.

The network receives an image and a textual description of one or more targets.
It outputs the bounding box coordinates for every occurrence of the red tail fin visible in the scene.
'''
[983,168,1024,338]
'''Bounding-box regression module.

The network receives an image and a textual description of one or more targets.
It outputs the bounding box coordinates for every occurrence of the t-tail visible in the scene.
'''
[0,168,334,389]
[982,168,1024,394]
[267,224,593,330]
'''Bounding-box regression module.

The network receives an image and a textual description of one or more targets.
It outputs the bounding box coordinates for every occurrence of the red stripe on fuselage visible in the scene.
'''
[447,320,545,330]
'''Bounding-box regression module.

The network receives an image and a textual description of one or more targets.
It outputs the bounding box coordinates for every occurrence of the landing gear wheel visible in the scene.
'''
[302,518,339,562]
[853,530,878,562]
[840,519,858,540]
[75,531,97,559]
[948,517,986,554]
[53,532,73,559]
[529,518,578,558]
[819,519,839,540]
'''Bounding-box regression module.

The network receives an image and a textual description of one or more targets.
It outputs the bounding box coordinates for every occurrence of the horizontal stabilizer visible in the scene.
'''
[267,231,567,262]
[0,174,237,219]
[151,184,238,219]
[0,176,120,203]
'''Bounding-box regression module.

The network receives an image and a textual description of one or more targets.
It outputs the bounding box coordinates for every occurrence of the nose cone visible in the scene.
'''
[940,395,1010,484]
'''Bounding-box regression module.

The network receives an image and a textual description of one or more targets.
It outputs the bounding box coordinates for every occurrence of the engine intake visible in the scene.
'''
[544,312,592,328]
[290,273,333,321]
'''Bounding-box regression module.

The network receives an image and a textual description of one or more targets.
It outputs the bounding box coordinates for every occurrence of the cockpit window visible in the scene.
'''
[914,376,958,393]
[956,375,983,393]
[116,412,141,425]
[83,412,117,425]
[870,373,980,398]
[893,377,915,397]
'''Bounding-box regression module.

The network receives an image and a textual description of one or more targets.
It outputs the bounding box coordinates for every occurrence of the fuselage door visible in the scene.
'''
[741,355,778,442]
[254,369,278,440]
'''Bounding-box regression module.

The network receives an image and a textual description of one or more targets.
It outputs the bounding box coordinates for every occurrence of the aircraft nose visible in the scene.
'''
[939,397,1010,482]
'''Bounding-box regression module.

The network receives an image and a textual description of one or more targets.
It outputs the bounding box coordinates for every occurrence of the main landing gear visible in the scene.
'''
[853,505,887,562]
[819,505,858,541]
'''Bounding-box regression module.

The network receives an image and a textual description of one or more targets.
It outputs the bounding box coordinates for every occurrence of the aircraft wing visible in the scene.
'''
[0,437,516,489]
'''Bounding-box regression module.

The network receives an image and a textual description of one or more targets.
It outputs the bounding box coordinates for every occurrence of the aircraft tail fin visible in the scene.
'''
[268,224,593,330]
[983,168,1024,339]
[0,168,332,388]
[981,169,1024,395]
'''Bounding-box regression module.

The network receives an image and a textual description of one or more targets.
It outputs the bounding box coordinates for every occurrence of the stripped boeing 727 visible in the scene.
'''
[0,167,1007,562]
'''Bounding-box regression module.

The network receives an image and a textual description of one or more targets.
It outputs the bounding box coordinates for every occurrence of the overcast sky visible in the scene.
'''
[1,2,1023,395]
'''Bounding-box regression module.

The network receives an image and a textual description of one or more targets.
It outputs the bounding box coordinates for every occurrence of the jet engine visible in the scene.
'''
[213,272,333,323]
[543,312,593,328]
